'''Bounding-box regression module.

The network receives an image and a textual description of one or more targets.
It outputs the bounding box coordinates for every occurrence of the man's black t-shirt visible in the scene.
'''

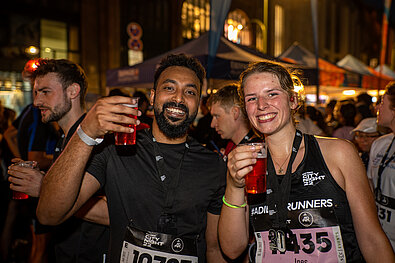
[86,129,226,262]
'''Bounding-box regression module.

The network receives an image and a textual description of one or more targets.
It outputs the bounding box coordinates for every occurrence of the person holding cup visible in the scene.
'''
[218,61,394,262]
[7,59,110,263]
[37,54,227,263]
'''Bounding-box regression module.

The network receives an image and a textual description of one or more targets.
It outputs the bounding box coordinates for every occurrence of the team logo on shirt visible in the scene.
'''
[171,238,184,253]
[298,211,314,227]
[302,171,325,186]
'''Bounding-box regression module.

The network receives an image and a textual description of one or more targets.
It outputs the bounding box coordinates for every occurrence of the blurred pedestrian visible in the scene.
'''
[367,81,395,251]
[208,83,260,159]
[333,101,357,141]
[190,95,227,151]
[351,117,381,169]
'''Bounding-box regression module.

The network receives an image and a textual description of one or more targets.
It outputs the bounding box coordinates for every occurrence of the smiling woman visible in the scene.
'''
[218,61,395,263]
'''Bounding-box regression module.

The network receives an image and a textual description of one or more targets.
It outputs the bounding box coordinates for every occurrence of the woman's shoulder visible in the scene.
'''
[314,135,357,158]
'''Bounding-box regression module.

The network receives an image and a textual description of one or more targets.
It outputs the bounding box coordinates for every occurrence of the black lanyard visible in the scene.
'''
[376,136,395,199]
[145,130,190,234]
[147,130,189,210]
[267,130,303,229]
[239,129,256,144]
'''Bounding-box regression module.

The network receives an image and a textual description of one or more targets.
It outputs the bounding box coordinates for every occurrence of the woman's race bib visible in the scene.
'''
[251,206,346,263]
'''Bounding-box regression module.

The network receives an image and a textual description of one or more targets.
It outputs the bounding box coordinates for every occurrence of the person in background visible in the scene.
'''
[208,83,259,159]
[355,93,375,124]
[7,59,109,263]
[367,81,395,251]
[36,54,227,263]
[190,95,226,152]
[351,117,382,169]
[1,66,60,263]
[295,103,326,136]
[332,101,356,141]
[218,61,394,262]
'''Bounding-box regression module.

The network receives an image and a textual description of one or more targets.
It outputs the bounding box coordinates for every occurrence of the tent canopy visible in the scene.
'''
[279,42,360,87]
[106,33,277,89]
[337,55,394,89]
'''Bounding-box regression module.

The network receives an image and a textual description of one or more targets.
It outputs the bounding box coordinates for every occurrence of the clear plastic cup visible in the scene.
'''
[114,98,139,145]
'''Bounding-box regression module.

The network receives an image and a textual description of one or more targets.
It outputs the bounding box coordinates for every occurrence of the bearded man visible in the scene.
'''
[36,54,227,263]
[8,59,109,262]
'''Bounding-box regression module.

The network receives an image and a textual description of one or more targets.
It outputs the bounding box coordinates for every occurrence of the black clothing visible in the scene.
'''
[51,114,110,263]
[87,129,226,262]
[250,134,364,262]
[191,114,227,151]
[13,104,58,161]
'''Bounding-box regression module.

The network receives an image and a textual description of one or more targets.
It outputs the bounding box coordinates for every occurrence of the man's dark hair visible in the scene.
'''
[153,54,206,91]
[26,59,88,108]
[340,102,357,126]
[357,93,373,106]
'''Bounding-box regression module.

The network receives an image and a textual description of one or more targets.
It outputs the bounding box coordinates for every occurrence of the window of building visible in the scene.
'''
[224,9,251,46]
[40,19,68,59]
[181,0,210,39]
[274,4,284,56]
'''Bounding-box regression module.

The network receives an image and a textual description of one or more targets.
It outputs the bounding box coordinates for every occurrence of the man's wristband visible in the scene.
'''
[222,195,247,209]
[76,125,103,146]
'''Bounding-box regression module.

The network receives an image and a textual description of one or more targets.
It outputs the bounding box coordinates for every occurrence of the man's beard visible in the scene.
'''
[43,97,72,123]
[154,101,197,139]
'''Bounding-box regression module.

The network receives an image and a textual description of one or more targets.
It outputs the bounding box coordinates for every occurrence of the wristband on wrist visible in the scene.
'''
[76,125,103,146]
[222,195,247,209]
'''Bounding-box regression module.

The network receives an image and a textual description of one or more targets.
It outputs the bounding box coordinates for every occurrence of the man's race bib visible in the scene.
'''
[251,207,346,263]
[120,224,198,263]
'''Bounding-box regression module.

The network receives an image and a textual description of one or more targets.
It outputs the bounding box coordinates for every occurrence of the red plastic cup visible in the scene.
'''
[114,99,139,145]
[244,143,267,194]
[12,161,36,200]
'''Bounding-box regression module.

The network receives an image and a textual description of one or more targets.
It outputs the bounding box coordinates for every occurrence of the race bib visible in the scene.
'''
[120,224,198,263]
[251,207,346,263]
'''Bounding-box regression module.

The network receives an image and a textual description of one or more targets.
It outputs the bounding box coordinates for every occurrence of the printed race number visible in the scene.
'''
[255,226,345,262]
[121,242,198,263]
[298,232,332,254]
[378,206,392,223]
[131,250,192,263]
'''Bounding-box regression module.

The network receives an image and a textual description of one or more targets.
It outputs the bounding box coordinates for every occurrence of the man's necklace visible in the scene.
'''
[272,151,292,174]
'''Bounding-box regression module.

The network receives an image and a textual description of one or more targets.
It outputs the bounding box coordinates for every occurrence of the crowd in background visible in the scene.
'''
[0,63,394,262]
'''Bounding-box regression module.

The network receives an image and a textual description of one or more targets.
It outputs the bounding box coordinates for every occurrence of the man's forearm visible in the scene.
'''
[74,196,109,226]
[37,132,95,225]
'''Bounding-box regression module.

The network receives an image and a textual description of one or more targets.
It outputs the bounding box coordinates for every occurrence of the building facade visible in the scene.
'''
[1,0,393,112]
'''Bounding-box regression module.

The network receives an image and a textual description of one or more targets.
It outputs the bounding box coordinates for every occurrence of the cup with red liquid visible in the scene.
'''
[114,98,139,145]
[244,142,267,194]
[11,160,37,200]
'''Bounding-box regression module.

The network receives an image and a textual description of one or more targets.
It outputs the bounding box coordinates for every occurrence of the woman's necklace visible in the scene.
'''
[272,151,292,174]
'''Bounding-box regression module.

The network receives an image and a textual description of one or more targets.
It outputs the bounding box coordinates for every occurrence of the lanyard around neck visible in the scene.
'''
[376,136,395,197]
[146,129,189,211]
[267,130,303,228]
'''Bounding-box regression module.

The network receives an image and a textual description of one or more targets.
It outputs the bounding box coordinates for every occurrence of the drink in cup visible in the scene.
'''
[114,98,139,145]
[244,142,267,194]
[11,161,36,200]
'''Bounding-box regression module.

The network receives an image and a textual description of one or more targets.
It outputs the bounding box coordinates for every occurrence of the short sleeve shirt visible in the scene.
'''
[86,129,226,262]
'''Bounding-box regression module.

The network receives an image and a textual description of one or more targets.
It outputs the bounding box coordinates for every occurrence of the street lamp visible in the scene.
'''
[25,46,39,56]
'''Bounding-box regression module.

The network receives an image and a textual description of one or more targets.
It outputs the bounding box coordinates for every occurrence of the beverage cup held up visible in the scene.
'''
[11,161,36,200]
[244,142,267,194]
[114,98,139,145]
